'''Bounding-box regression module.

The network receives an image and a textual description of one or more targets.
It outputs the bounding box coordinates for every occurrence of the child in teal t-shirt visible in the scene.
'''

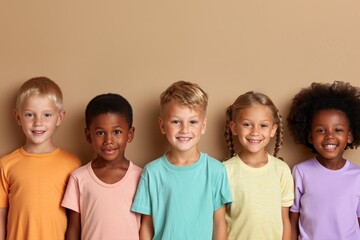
[131,81,232,240]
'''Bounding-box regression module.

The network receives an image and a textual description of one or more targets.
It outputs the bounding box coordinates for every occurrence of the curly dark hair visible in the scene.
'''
[287,81,360,152]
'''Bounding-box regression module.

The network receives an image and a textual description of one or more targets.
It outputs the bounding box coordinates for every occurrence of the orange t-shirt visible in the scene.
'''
[0,148,81,240]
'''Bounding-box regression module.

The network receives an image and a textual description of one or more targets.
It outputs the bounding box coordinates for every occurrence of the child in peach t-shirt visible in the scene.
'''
[61,93,142,240]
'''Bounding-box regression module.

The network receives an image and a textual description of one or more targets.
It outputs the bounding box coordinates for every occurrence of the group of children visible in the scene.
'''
[0,77,360,240]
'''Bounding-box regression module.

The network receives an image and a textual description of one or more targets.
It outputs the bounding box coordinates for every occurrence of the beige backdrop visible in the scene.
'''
[1,1,360,168]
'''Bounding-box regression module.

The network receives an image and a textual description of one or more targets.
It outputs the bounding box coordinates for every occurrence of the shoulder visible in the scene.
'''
[141,156,164,175]
[57,148,81,167]
[0,148,22,165]
[223,155,237,167]
[292,158,316,171]
[269,155,291,169]
[70,162,89,177]
[128,161,143,178]
[202,153,223,167]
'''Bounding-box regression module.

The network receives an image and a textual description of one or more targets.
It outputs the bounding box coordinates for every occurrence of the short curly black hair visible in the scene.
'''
[85,93,133,128]
[287,81,360,153]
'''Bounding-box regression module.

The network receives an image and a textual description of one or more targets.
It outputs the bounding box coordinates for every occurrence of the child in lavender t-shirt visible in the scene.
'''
[287,81,360,240]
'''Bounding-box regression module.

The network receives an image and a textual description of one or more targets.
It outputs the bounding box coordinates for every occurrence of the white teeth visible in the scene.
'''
[324,144,337,149]
[178,137,191,141]
[248,139,261,143]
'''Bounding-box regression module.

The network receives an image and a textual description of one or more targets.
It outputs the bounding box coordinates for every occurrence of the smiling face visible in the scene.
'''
[159,101,207,154]
[309,109,353,162]
[85,113,134,163]
[14,94,64,153]
[230,103,277,156]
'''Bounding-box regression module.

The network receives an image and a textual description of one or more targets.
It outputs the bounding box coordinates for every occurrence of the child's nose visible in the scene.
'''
[180,123,189,133]
[104,134,114,144]
[33,116,42,126]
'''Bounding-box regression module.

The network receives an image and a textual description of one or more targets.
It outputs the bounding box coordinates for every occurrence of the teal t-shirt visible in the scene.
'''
[131,152,232,240]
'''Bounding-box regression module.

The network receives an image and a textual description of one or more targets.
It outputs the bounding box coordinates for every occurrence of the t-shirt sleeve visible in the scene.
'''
[280,164,295,207]
[213,165,232,211]
[130,168,152,215]
[290,166,303,213]
[0,163,8,208]
[61,174,80,213]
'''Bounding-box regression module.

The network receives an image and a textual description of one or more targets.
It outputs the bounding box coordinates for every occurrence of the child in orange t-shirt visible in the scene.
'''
[0,77,81,240]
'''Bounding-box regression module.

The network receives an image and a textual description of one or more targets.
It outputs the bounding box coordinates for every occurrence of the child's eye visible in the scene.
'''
[243,123,252,128]
[190,120,198,125]
[316,129,325,133]
[260,124,269,128]
[96,131,105,136]
[171,120,180,125]
[44,113,52,118]
[335,128,344,133]
[25,113,34,118]
[113,130,122,135]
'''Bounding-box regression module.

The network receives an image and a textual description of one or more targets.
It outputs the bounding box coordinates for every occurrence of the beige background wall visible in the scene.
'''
[1,1,360,168]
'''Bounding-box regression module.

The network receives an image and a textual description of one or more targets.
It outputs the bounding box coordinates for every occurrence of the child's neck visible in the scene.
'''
[238,151,268,168]
[91,157,130,184]
[23,141,57,154]
[166,149,200,166]
[316,155,346,170]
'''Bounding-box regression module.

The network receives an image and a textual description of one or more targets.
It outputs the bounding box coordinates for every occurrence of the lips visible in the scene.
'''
[32,130,45,135]
[247,139,262,144]
[177,137,192,142]
[324,144,337,150]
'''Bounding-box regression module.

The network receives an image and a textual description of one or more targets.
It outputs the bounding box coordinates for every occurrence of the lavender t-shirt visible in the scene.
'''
[291,158,360,240]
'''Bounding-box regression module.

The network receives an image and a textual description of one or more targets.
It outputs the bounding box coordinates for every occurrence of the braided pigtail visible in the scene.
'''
[273,108,284,158]
[224,105,236,159]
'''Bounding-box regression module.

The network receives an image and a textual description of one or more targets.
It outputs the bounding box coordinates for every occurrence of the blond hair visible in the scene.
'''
[160,80,208,116]
[224,91,283,158]
[16,77,63,112]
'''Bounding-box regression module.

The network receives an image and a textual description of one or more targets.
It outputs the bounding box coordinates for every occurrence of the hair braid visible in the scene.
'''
[273,108,283,158]
[224,106,236,159]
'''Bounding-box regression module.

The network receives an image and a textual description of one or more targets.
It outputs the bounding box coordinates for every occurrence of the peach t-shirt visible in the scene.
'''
[62,160,142,240]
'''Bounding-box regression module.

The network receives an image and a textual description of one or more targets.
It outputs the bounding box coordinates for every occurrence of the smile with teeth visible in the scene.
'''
[324,144,337,150]
[177,137,192,142]
[32,130,45,135]
[247,139,262,144]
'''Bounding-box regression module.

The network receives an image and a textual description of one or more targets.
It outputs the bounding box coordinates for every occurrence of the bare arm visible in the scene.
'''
[213,206,227,240]
[0,208,7,240]
[289,211,300,240]
[139,215,154,240]
[281,207,291,240]
[65,210,81,240]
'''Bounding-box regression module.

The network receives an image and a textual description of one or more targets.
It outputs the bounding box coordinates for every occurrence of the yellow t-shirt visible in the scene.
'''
[0,148,81,240]
[223,154,294,240]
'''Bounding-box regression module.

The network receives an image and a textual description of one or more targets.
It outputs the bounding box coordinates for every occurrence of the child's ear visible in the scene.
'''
[201,118,207,135]
[85,128,92,144]
[158,116,166,134]
[229,121,237,135]
[127,127,135,143]
[13,109,22,126]
[307,133,313,144]
[347,131,354,144]
[56,110,65,127]
[270,124,278,138]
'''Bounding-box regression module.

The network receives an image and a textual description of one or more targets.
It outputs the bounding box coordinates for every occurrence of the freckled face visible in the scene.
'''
[309,109,353,162]
[159,102,206,154]
[230,103,277,155]
[14,95,64,152]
